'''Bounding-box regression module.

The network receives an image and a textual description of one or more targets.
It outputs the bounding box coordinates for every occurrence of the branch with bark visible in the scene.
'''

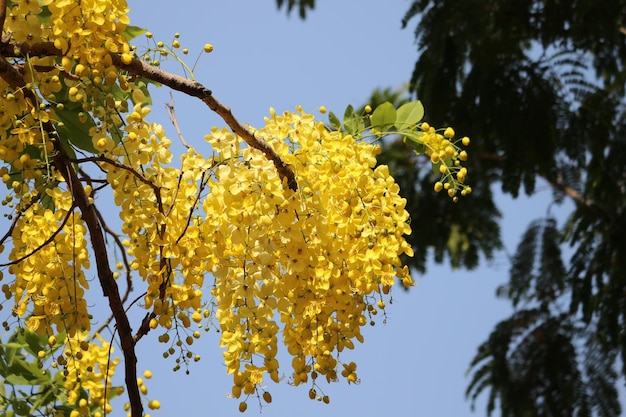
[0,49,144,417]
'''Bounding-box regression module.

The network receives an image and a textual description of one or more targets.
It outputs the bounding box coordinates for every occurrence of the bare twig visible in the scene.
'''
[94,206,134,300]
[0,203,76,267]
[175,171,208,244]
[73,155,162,202]
[165,92,193,150]
[0,196,39,247]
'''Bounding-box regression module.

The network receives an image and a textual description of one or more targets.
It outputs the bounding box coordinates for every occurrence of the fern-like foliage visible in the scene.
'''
[467,311,621,417]
[275,0,315,19]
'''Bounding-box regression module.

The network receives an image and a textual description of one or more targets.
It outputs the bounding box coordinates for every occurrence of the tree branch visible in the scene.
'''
[1,42,298,190]
[108,53,298,191]
[478,151,598,211]
[52,132,143,417]
[0,38,303,416]
[0,0,6,38]
[0,54,144,417]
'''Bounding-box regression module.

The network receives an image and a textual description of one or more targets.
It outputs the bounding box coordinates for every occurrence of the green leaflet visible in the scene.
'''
[395,100,424,128]
[328,111,341,131]
[55,107,99,154]
[123,25,147,41]
[370,101,396,132]
[343,104,364,136]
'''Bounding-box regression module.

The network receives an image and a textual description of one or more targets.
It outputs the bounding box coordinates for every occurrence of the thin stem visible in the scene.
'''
[0,203,76,267]
[165,92,193,150]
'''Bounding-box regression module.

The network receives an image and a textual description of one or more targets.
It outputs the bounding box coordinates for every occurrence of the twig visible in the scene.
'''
[0,203,76,267]
[94,206,134,300]
[165,92,193,150]
[0,195,39,247]
[549,178,592,208]
[73,155,162,203]
[175,171,208,244]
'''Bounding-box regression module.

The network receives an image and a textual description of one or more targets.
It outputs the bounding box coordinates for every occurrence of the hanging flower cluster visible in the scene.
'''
[0,0,472,414]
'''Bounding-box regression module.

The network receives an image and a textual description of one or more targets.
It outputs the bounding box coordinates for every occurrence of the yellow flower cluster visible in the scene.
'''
[0,0,132,192]
[57,333,120,416]
[96,104,415,404]
[419,123,472,201]
[0,2,446,412]
[202,107,414,399]
[8,188,90,337]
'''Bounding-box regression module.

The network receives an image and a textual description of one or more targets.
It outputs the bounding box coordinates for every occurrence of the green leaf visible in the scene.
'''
[401,129,425,148]
[342,105,365,137]
[132,79,154,106]
[7,357,49,385]
[395,100,424,128]
[3,344,19,367]
[328,111,341,131]
[343,104,355,122]
[39,181,59,211]
[5,374,31,385]
[12,399,30,416]
[123,25,147,41]
[370,102,397,132]
[55,108,98,154]
[0,379,7,407]
[0,345,8,373]
[0,342,26,350]
[22,331,45,356]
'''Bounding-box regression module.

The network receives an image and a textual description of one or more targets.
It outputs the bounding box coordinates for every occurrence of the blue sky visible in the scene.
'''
[118,1,567,416]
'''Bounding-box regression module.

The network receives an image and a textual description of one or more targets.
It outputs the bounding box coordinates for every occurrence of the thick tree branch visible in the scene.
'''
[0,55,144,417]
[0,38,300,416]
[108,53,298,191]
[0,41,298,190]
[52,134,143,417]
[0,0,6,38]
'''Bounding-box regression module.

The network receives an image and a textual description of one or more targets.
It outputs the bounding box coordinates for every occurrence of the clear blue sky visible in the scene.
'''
[116,1,566,416]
